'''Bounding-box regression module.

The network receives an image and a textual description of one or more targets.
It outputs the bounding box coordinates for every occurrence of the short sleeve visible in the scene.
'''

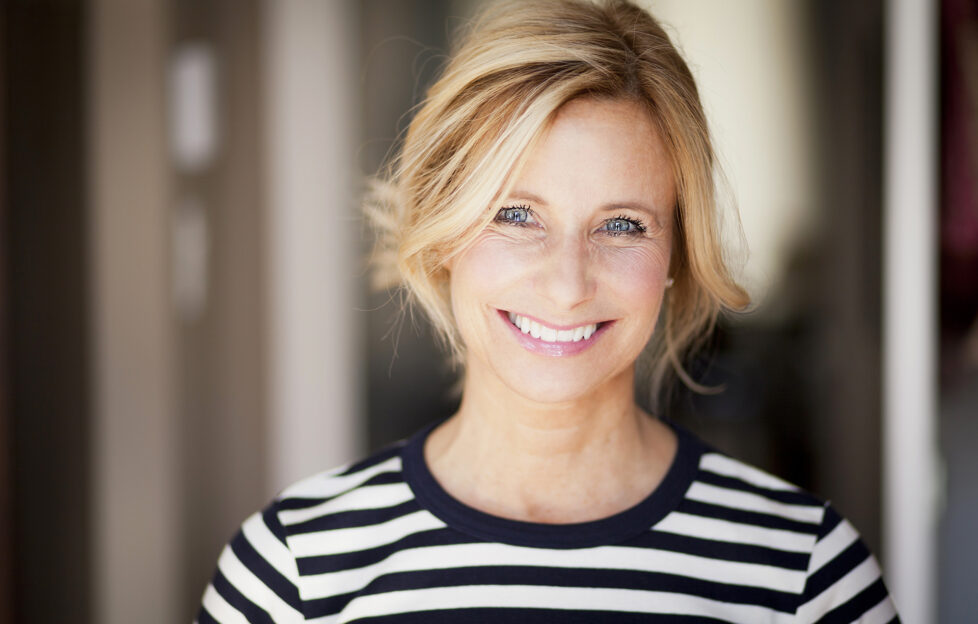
[795,504,900,623]
[196,503,305,623]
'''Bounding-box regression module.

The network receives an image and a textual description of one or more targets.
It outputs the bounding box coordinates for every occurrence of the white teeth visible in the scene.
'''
[507,313,599,344]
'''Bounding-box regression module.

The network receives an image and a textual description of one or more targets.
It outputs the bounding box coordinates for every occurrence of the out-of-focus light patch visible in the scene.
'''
[172,196,209,321]
[647,0,817,314]
[170,43,218,172]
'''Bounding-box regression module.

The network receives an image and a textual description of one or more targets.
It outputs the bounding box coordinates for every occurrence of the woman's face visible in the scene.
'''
[449,97,675,405]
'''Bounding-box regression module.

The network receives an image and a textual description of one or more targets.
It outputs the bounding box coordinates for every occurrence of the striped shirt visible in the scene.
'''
[196,421,899,623]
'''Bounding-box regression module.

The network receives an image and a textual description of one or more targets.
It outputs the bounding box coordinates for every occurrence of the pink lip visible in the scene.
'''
[496,309,612,357]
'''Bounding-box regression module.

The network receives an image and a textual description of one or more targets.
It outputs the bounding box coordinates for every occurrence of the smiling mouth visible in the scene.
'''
[505,311,603,343]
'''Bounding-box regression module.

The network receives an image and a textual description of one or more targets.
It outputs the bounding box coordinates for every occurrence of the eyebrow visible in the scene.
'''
[506,190,666,223]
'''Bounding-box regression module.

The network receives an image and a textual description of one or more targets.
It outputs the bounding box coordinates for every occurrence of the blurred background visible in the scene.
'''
[0,0,974,622]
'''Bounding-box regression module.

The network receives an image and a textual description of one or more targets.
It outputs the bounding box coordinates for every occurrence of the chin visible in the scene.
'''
[492,361,626,407]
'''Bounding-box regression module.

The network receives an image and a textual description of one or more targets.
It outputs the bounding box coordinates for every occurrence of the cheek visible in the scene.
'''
[451,235,535,295]
[448,235,534,334]
[600,245,670,315]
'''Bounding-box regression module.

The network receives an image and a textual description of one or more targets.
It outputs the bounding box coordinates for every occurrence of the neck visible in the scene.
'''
[424,359,676,523]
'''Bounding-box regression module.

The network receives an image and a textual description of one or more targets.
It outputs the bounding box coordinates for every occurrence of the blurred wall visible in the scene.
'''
[87,0,364,621]
[89,0,177,621]
[937,0,978,620]
[262,0,362,495]
[169,0,269,614]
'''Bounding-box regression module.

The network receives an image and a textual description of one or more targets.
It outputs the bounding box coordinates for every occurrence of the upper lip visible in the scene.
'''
[501,309,607,331]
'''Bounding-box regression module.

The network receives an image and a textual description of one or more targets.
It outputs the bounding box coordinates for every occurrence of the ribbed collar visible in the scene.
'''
[401,418,703,549]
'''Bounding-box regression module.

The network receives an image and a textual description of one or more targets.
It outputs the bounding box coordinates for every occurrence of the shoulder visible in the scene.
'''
[675,434,830,547]
[795,504,899,622]
[271,440,413,541]
[692,447,826,514]
[196,441,416,623]
[277,440,407,506]
[678,438,899,622]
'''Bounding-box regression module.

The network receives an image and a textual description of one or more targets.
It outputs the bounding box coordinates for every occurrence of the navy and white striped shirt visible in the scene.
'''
[197,421,899,623]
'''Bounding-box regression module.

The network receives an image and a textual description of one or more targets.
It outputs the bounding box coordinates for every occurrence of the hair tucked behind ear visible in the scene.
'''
[365,0,749,412]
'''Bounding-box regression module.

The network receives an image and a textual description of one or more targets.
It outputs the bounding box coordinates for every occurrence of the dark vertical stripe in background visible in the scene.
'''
[0,6,9,624]
[1,2,91,623]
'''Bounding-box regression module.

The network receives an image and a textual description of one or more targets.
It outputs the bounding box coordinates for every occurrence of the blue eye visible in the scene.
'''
[496,205,533,225]
[600,216,646,236]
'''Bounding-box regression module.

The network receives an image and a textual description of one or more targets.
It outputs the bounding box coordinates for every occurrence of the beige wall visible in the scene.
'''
[89,1,179,622]
[262,0,363,494]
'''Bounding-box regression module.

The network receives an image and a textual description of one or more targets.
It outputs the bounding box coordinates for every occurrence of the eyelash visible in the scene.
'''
[494,206,647,237]
[603,213,647,236]
[495,205,534,226]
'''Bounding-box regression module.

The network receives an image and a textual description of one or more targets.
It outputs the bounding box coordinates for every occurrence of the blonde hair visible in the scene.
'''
[366,0,749,408]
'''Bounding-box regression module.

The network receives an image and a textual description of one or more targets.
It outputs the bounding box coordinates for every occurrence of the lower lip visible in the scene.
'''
[497,310,611,357]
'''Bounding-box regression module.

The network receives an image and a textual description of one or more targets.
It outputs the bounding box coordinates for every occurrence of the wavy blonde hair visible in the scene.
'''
[366,0,749,408]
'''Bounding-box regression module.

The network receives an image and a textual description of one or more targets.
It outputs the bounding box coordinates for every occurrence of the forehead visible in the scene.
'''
[508,98,676,214]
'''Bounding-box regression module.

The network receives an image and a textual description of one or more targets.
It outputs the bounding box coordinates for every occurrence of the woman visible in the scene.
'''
[198,1,898,622]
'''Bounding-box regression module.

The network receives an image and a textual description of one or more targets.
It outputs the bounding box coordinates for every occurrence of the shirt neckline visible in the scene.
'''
[400,417,704,549]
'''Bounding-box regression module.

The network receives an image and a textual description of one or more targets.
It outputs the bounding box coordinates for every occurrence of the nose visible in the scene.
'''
[535,235,595,310]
